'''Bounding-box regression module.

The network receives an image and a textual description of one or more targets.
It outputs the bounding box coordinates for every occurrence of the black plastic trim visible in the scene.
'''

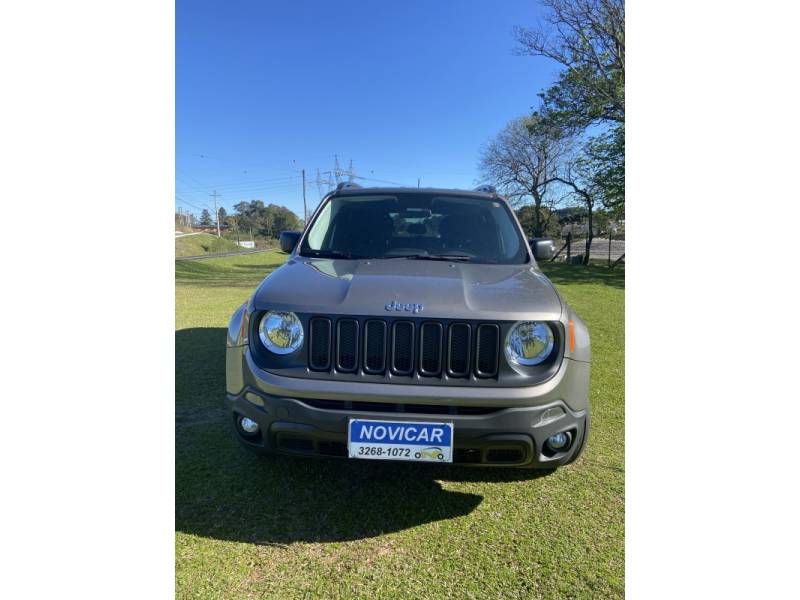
[363,319,387,374]
[335,319,359,373]
[391,320,415,376]
[446,322,472,378]
[308,317,332,371]
[475,323,500,378]
[419,322,444,376]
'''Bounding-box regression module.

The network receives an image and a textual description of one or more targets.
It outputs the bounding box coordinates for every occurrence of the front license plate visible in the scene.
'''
[348,419,454,462]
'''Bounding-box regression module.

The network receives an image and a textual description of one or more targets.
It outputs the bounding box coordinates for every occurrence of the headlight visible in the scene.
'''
[258,311,304,354]
[504,321,555,366]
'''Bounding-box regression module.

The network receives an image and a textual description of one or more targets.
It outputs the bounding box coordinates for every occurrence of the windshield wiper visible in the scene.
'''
[377,254,472,262]
[301,249,356,259]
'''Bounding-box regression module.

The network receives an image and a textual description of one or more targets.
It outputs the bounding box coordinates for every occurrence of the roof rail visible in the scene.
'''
[336,181,362,191]
[473,184,496,194]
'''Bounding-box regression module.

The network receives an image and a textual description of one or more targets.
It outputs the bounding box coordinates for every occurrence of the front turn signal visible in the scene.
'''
[568,319,576,353]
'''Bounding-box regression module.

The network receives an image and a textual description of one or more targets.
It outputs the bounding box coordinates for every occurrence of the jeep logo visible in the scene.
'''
[385,300,424,314]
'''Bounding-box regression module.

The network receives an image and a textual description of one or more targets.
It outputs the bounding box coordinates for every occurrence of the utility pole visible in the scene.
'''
[301,169,308,224]
[210,190,221,237]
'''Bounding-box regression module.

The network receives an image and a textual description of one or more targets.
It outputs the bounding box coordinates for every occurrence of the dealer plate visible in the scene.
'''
[348,419,453,462]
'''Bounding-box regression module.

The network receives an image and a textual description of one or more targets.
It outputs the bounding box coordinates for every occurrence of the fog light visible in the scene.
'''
[239,416,259,434]
[546,432,569,451]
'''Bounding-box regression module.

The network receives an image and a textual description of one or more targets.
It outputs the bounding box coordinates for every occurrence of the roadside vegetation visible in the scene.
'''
[175,233,247,258]
[175,251,624,598]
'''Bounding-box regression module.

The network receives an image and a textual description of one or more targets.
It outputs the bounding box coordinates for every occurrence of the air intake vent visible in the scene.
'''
[391,321,415,375]
[363,320,387,373]
[336,319,359,372]
[475,324,500,377]
[419,322,443,376]
[308,317,331,370]
[447,323,471,377]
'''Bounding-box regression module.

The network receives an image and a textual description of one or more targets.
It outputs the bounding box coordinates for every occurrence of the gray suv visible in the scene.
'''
[225,184,590,469]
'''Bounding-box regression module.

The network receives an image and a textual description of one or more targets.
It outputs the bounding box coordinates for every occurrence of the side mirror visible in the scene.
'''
[279,231,301,253]
[529,238,556,261]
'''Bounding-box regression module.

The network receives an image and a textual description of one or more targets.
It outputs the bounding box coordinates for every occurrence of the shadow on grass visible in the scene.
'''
[176,327,552,545]
[540,262,625,290]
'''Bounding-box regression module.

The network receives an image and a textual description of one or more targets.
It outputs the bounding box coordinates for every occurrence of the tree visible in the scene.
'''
[514,0,625,216]
[217,206,228,227]
[199,208,212,226]
[232,200,301,240]
[550,137,615,264]
[514,0,625,129]
[479,115,572,237]
[582,124,624,209]
[516,205,562,239]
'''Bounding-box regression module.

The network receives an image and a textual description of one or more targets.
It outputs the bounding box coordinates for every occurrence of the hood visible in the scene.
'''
[253,258,563,322]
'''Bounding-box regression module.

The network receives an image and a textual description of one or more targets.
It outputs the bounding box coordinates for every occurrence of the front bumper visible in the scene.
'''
[227,391,587,468]
[226,344,590,468]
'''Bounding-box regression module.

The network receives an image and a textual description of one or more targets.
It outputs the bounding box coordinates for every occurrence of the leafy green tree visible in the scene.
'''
[216,206,228,227]
[515,0,625,213]
[515,0,625,129]
[582,125,624,209]
[232,200,300,240]
[199,208,212,226]
[516,205,562,239]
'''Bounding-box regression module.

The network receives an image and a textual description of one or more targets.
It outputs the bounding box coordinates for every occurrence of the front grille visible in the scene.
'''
[475,324,500,377]
[363,320,387,373]
[336,319,359,372]
[308,317,332,370]
[447,323,471,377]
[419,322,443,376]
[485,447,525,463]
[306,316,506,381]
[299,398,502,416]
[391,321,415,375]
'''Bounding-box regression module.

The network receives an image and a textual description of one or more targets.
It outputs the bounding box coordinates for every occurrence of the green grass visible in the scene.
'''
[176,233,247,258]
[176,254,624,599]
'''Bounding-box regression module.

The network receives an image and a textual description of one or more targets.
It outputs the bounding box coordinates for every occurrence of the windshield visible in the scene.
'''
[299,193,529,264]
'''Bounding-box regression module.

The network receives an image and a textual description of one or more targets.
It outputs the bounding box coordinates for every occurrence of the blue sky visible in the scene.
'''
[176,0,555,219]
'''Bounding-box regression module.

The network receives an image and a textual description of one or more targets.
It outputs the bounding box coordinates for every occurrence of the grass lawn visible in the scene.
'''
[176,252,624,599]
[176,233,246,258]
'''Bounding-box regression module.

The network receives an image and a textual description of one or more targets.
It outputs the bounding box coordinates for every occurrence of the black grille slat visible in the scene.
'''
[447,323,471,377]
[475,324,500,377]
[391,321,415,375]
[336,319,359,372]
[419,322,443,376]
[308,317,332,370]
[363,320,387,373]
